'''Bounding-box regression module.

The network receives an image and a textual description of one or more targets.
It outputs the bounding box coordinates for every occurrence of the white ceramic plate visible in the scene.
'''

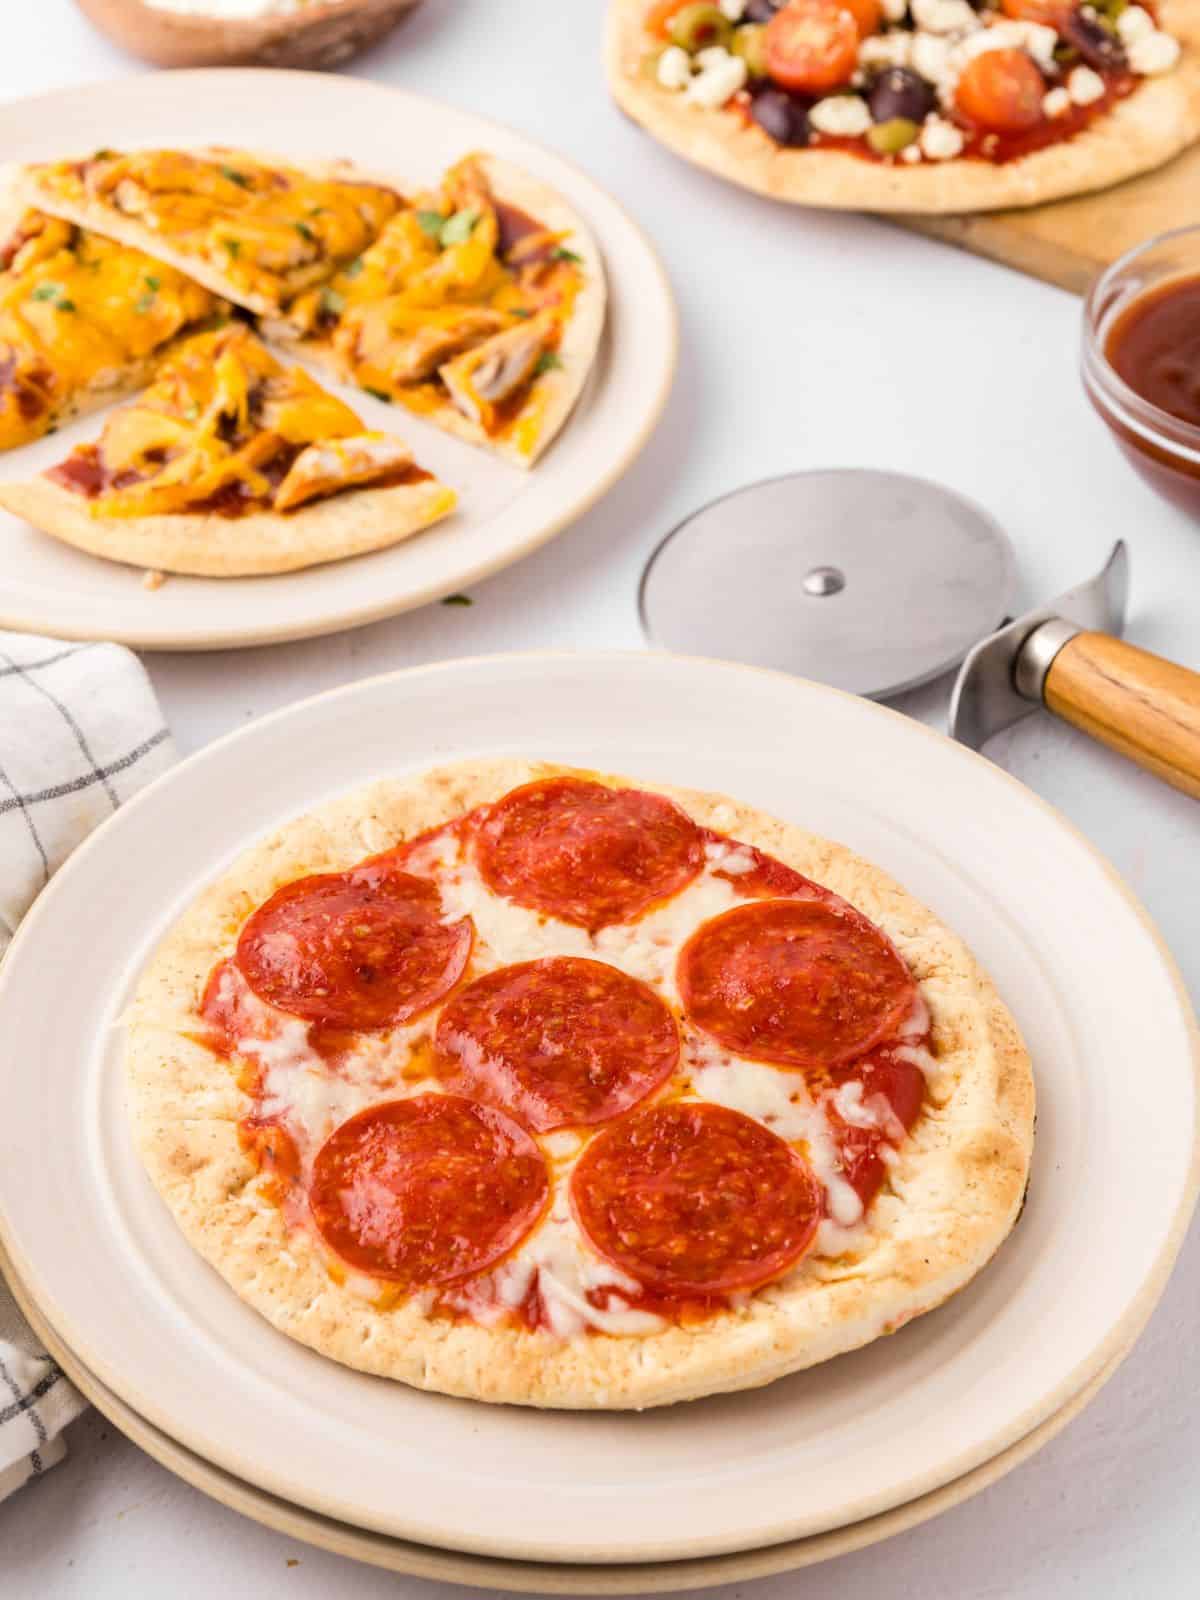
[0,1236,1133,1594]
[0,653,1195,1565]
[0,71,674,651]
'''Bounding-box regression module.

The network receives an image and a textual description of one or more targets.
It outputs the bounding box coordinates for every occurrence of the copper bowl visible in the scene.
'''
[75,0,424,71]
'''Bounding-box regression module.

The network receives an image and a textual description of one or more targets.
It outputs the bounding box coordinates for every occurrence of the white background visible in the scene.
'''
[2,1,1199,1595]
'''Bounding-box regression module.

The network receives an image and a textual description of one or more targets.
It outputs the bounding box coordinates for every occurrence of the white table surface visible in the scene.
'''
[3,3,1199,1595]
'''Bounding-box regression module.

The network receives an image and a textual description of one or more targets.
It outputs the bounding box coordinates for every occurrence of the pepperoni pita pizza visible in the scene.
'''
[126,761,1033,1409]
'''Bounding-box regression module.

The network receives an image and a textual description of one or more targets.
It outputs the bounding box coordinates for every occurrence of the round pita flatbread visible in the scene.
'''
[0,472,456,577]
[125,759,1034,1410]
[606,0,1200,213]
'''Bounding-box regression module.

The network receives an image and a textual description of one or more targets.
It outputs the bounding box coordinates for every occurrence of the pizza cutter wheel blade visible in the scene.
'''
[639,470,1018,701]
[950,541,1200,801]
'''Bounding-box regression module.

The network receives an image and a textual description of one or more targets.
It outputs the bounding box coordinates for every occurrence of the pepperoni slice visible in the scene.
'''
[434,956,679,1132]
[678,899,916,1073]
[236,861,472,1031]
[474,777,704,931]
[310,1095,548,1285]
[827,1051,927,1207]
[571,1101,821,1295]
[703,833,825,900]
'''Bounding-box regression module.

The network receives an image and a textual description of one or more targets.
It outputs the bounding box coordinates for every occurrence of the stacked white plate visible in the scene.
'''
[1,652,1196,1589]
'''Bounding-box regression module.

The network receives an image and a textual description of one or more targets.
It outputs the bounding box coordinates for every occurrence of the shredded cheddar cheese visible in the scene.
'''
[0,211,222,450]
[286,156,584,452]
[29,149,400,312]
[47,323,418,519]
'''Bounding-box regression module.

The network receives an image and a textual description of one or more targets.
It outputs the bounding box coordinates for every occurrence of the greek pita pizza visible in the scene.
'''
[126,761,1033,1410]
[15,147,606,469]
[606,0,1200,211]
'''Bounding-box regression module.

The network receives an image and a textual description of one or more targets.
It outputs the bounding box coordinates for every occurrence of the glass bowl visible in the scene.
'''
[1082,224,1200,516]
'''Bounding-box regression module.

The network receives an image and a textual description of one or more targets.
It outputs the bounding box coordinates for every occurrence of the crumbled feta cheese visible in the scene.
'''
[920,114,966,158]
[901,142,924,162]
[1128,29,1181,74]
[809,94,874,135]
[656,44,692,90]
[719,0,746,16]
[957,18,1056,71]
[911,0,980,34]
[1116,4,1154,42]
[695,44,734,67]
[911,31,954,84]
[859,31,914,69]
[1068,64,1106,103]
[684,50,749,106]
[1042,85,1072,116]
[882,0,908,18]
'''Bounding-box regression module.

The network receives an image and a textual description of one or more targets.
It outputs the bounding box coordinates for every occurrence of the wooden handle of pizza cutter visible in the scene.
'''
[1044,632,1200,800]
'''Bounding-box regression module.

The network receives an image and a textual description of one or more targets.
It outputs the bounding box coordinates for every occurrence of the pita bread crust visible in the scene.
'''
[606,0,1200,213]
[125,760,1034,1410]
[0,472,456,576]
[12,150,399,317]
[272,154,608,469]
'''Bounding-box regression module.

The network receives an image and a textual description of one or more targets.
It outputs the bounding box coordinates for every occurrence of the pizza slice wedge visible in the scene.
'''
[272,154,608,468]
[14,147,401,317]
[0,321,456,576]
[0,204,228,451]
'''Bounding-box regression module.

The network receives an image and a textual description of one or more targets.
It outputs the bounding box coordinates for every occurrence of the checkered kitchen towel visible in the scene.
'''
[0,630,175,1499]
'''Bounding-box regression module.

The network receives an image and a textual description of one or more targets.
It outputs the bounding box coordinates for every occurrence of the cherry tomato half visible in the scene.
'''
[840,0,884,38]
[766,0,860,94]
[1000,0,1073,28]
[954,48,1046,133]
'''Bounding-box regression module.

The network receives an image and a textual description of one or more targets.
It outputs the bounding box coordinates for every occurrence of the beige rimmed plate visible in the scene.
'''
[0,652,1196,1565]
[0,71,675,651]
[0,1235,1132,1593]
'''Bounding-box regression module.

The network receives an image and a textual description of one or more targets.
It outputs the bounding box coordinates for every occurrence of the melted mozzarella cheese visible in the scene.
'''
[212,826,928,1338]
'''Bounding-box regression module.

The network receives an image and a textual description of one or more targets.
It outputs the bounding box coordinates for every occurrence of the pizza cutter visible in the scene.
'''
[639,471,1200,799]
[950,541,1200,800]
[639,469,1018,699]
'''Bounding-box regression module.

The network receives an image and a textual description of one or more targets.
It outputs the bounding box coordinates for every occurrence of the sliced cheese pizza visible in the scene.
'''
[17,147,607,469]
[125,761,1034,1409]
[0,322,455,576]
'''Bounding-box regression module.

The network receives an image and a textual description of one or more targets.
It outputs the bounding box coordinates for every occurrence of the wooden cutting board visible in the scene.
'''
[899,140,1200,293]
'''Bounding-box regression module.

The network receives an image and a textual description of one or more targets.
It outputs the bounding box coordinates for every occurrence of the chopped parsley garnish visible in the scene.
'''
[344,257,365,279]
[92,148,116,162]
[223,238,242,258]
[439,208,478,247]
[416,210,447,239]
[135,273,161,313]
[441,593,473,607]
[553,247,583,264]
[364,386,393,403]
[319,287,346,317]
[30,282,75,311]
[534,351,562,375]
[220,165,250,188]
[294,220,316,243]
[511,307,533,319]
